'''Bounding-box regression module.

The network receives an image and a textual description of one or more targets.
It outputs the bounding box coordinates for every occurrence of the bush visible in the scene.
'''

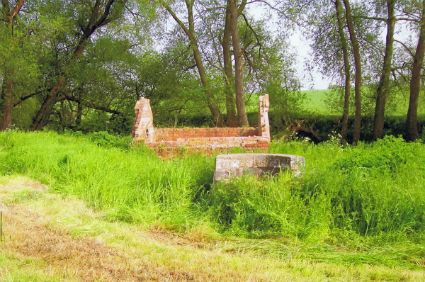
[87,131,132,150]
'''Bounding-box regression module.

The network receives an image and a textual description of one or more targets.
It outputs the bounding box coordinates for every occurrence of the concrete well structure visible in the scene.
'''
[214,154,305,182]
[132,95,271,154]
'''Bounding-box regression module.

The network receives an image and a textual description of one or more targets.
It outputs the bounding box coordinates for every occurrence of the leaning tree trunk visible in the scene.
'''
[190,37,224,126]
[343,0,362,144]
[31,36,89,130]
[406,0,425,141]
[335,0,351,143]
[373,0,395,140]
[222,2,238,127]
[31,76,65,130]
[186,0,223,126]
[229,0,249,127]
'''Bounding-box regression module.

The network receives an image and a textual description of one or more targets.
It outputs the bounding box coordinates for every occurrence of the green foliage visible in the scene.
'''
[134,49,210,126]
[0,131,424,248]
[86,131,132,149]
[207,174,316,238]
[211,137,425,241]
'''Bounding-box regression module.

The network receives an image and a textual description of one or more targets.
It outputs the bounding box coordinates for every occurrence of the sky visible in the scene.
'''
[246,3,416,90]
[288,31,332,90]
[246,5,333,90]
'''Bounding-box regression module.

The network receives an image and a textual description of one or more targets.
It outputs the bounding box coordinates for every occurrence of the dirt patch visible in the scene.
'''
[0,178,195,282]
[0,176,48,192]
[2,206,196,281]
[147,225,216,250]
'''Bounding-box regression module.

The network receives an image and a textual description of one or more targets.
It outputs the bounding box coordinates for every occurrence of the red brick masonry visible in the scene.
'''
[132,95,271,153]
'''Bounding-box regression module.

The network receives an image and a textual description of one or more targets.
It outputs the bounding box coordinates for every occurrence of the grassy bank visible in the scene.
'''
[1,176,423,281]
[0,131,424,247]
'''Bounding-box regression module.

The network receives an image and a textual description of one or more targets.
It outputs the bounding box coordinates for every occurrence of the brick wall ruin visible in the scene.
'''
[132,95,271,153]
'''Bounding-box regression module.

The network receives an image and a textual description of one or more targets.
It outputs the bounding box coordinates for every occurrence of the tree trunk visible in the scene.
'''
[75,98,83,127]
[189,37,224,126]
[229,0,249,127]
[373,0,395,140]
[31,76,65,130]
[31,38,87,131]
[0,78,13,130]
[343,0,362,144]
[186,0,223,126]
[222,2,238,127]
[335,0,351,143]
[406,0,425,141]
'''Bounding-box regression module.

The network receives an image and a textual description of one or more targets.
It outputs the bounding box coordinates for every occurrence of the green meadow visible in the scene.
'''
[0,131,424,280]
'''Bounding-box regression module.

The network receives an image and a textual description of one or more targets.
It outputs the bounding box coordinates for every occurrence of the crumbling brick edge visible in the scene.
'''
[132,95,271,156]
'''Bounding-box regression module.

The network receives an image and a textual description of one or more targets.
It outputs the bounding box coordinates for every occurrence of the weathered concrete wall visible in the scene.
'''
[132,95,271,154]
[214,154,305,182]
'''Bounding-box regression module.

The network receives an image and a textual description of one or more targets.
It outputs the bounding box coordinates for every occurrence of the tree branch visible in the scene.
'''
[395,39,415,58]
[353,15,386,21]
[64,95,123,115]
[13,89,46,107]
[354,15,418,22]
[238,0,247,14]
[241,13,262,56]
[10,0,25,19]
[159,0,191,37]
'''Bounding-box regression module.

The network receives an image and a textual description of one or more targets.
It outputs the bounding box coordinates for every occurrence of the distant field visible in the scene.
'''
[301,88,425,117]
[246,90,335,115]
[301,89,332,114]
[245,90,332,115]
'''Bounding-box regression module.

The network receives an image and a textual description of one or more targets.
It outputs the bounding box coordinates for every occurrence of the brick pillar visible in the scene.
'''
[258,94,270,141]
[132,97,155,143]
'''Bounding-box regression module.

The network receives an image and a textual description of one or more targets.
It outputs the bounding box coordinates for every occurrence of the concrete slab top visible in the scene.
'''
[214,153,305,182]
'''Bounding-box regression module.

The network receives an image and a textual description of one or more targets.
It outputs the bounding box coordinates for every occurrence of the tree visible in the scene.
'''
[159,0,223,126]
[0,0,25,130]
[335,0,351,142]
[343,0,362,143]
[406,0,425,140]
[228,0,249,126]
[222,0,238,126]
[280,0,380,143]
[31,0,126,130]
[373,0,396,139]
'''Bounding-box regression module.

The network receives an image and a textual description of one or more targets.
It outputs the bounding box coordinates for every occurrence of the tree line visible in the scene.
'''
[296,0,425,142]
[0,0,424,143]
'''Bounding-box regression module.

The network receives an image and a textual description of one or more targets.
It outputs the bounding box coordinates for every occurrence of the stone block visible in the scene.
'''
[214,153,305,182]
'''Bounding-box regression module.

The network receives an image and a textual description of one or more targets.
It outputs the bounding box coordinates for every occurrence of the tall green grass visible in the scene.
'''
[0,131,214,228]
[0,131,424,245]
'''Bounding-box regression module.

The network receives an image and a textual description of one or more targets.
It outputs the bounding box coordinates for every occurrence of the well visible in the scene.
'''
[214,153,305,181]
